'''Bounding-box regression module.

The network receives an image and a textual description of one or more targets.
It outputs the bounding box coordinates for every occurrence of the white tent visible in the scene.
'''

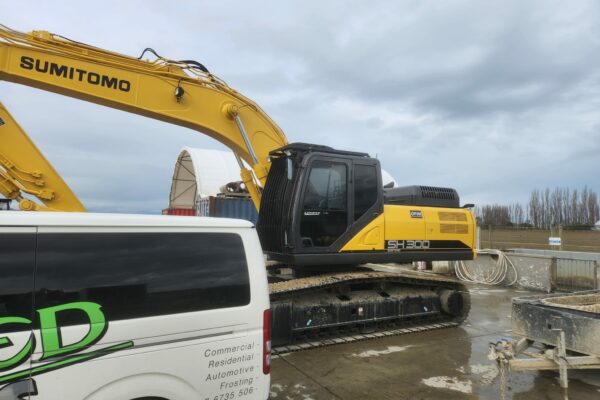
[381,169,397,188]
[169,148,240,209]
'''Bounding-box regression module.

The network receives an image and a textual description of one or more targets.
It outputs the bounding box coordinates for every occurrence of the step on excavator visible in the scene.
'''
[0,25,475,346]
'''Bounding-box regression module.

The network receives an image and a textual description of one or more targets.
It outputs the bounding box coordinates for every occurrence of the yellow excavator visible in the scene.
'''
[0,24,476,346]
[0,102,85,211]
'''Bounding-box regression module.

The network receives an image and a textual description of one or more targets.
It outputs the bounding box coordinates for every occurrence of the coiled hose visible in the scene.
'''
[454,249,518,286]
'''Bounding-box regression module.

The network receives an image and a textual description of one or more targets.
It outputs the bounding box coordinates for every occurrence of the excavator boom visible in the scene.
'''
[0,24,287,210]
[0,102,85,211]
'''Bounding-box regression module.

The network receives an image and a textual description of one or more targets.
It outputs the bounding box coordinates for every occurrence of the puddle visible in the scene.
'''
[351,345,411,358]
[422,376,473,394]
[270,382,318,399]
[469,363,499,385]
[293,384,307,390]
[570,370,600,388]
[472,289,511,295]
[270,383,285,398]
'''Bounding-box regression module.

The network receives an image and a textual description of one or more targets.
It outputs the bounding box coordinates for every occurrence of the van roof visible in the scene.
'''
[0,211,254,228]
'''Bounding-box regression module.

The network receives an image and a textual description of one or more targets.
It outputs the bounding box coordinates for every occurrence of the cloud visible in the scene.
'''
[1,0,599,213]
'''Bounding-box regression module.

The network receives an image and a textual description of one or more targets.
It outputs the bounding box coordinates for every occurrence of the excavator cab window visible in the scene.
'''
[353,164,378,221]
[300,160,348,247]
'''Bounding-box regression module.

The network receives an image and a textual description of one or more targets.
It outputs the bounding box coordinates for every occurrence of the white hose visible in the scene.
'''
[454,249,518,286]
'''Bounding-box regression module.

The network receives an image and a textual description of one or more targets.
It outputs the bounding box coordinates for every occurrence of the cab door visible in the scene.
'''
[298,158,351,250]
[0,227,36,399]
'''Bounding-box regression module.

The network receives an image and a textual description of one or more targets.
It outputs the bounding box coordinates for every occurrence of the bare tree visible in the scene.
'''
[529,189,541,228]
[482,186,600,228]
[514,203,524,225]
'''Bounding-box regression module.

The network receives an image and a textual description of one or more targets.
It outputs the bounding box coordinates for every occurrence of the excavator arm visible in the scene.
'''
[0,24,287,210]
[0,102,85,211]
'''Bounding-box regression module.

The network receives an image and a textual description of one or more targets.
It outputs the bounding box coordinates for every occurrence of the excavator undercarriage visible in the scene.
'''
[268,267,471,348]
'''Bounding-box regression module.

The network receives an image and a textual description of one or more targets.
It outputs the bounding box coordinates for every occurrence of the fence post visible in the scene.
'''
[488,225,493,249]
[595,261,599,290]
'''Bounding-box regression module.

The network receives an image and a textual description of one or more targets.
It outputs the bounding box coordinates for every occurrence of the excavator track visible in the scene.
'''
[273,321,459,356]
[268,269,470,349]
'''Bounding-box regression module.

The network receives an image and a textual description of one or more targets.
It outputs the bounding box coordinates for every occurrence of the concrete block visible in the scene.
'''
[463,253,553,292]
[508,254,553,292]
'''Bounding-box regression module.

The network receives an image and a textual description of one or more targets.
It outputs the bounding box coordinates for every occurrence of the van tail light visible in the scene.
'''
[263,309,271,375]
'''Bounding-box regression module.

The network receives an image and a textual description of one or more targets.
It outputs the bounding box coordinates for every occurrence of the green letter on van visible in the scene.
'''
[38,302,107,360]
[0,317,33,370]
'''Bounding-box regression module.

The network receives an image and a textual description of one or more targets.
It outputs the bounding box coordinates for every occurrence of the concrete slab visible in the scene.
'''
[269,358,339,399]
[271,286,600,399]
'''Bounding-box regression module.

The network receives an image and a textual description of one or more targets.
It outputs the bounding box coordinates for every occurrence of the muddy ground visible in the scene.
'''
[270,286,600,399]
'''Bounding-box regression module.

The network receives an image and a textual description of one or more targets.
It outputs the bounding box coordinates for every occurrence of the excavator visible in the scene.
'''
[0,24,476,347]
[0,101,85,211]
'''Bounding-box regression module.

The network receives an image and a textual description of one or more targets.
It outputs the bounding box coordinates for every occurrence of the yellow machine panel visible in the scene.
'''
[339,214,385,251]
[383,204,428,241]
[341,204,475,257]
[385,204,475,252]
[427,209,473,241]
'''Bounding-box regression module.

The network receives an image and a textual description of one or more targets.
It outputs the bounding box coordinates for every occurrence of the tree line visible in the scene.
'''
[475,186,599,229]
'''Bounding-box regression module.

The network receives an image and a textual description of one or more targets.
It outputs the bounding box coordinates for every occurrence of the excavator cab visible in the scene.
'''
[258,143,384,266]
[258,143,476,267]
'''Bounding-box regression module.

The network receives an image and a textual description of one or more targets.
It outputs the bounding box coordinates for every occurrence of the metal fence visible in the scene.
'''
[552,258,599,292]
[502,248,600,292]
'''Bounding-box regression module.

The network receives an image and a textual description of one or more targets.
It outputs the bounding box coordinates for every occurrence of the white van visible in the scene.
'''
[0,212,271,400]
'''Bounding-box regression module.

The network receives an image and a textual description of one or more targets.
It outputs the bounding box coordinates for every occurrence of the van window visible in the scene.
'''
[0,233,35,332]
[34,232,250,327]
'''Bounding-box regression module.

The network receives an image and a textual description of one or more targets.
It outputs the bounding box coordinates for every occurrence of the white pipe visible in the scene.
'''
[455,249,518,286]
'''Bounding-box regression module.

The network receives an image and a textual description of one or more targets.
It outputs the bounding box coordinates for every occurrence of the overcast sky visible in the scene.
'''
[2,1,599,213]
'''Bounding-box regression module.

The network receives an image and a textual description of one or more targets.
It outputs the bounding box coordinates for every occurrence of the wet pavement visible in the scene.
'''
[270,286,600,399]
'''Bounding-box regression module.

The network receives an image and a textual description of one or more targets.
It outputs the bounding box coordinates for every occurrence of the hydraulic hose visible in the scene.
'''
[454,249,518,286]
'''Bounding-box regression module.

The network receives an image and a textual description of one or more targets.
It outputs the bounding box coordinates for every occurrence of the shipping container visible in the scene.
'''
[162,208,197,216]
[197,196,258,224]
